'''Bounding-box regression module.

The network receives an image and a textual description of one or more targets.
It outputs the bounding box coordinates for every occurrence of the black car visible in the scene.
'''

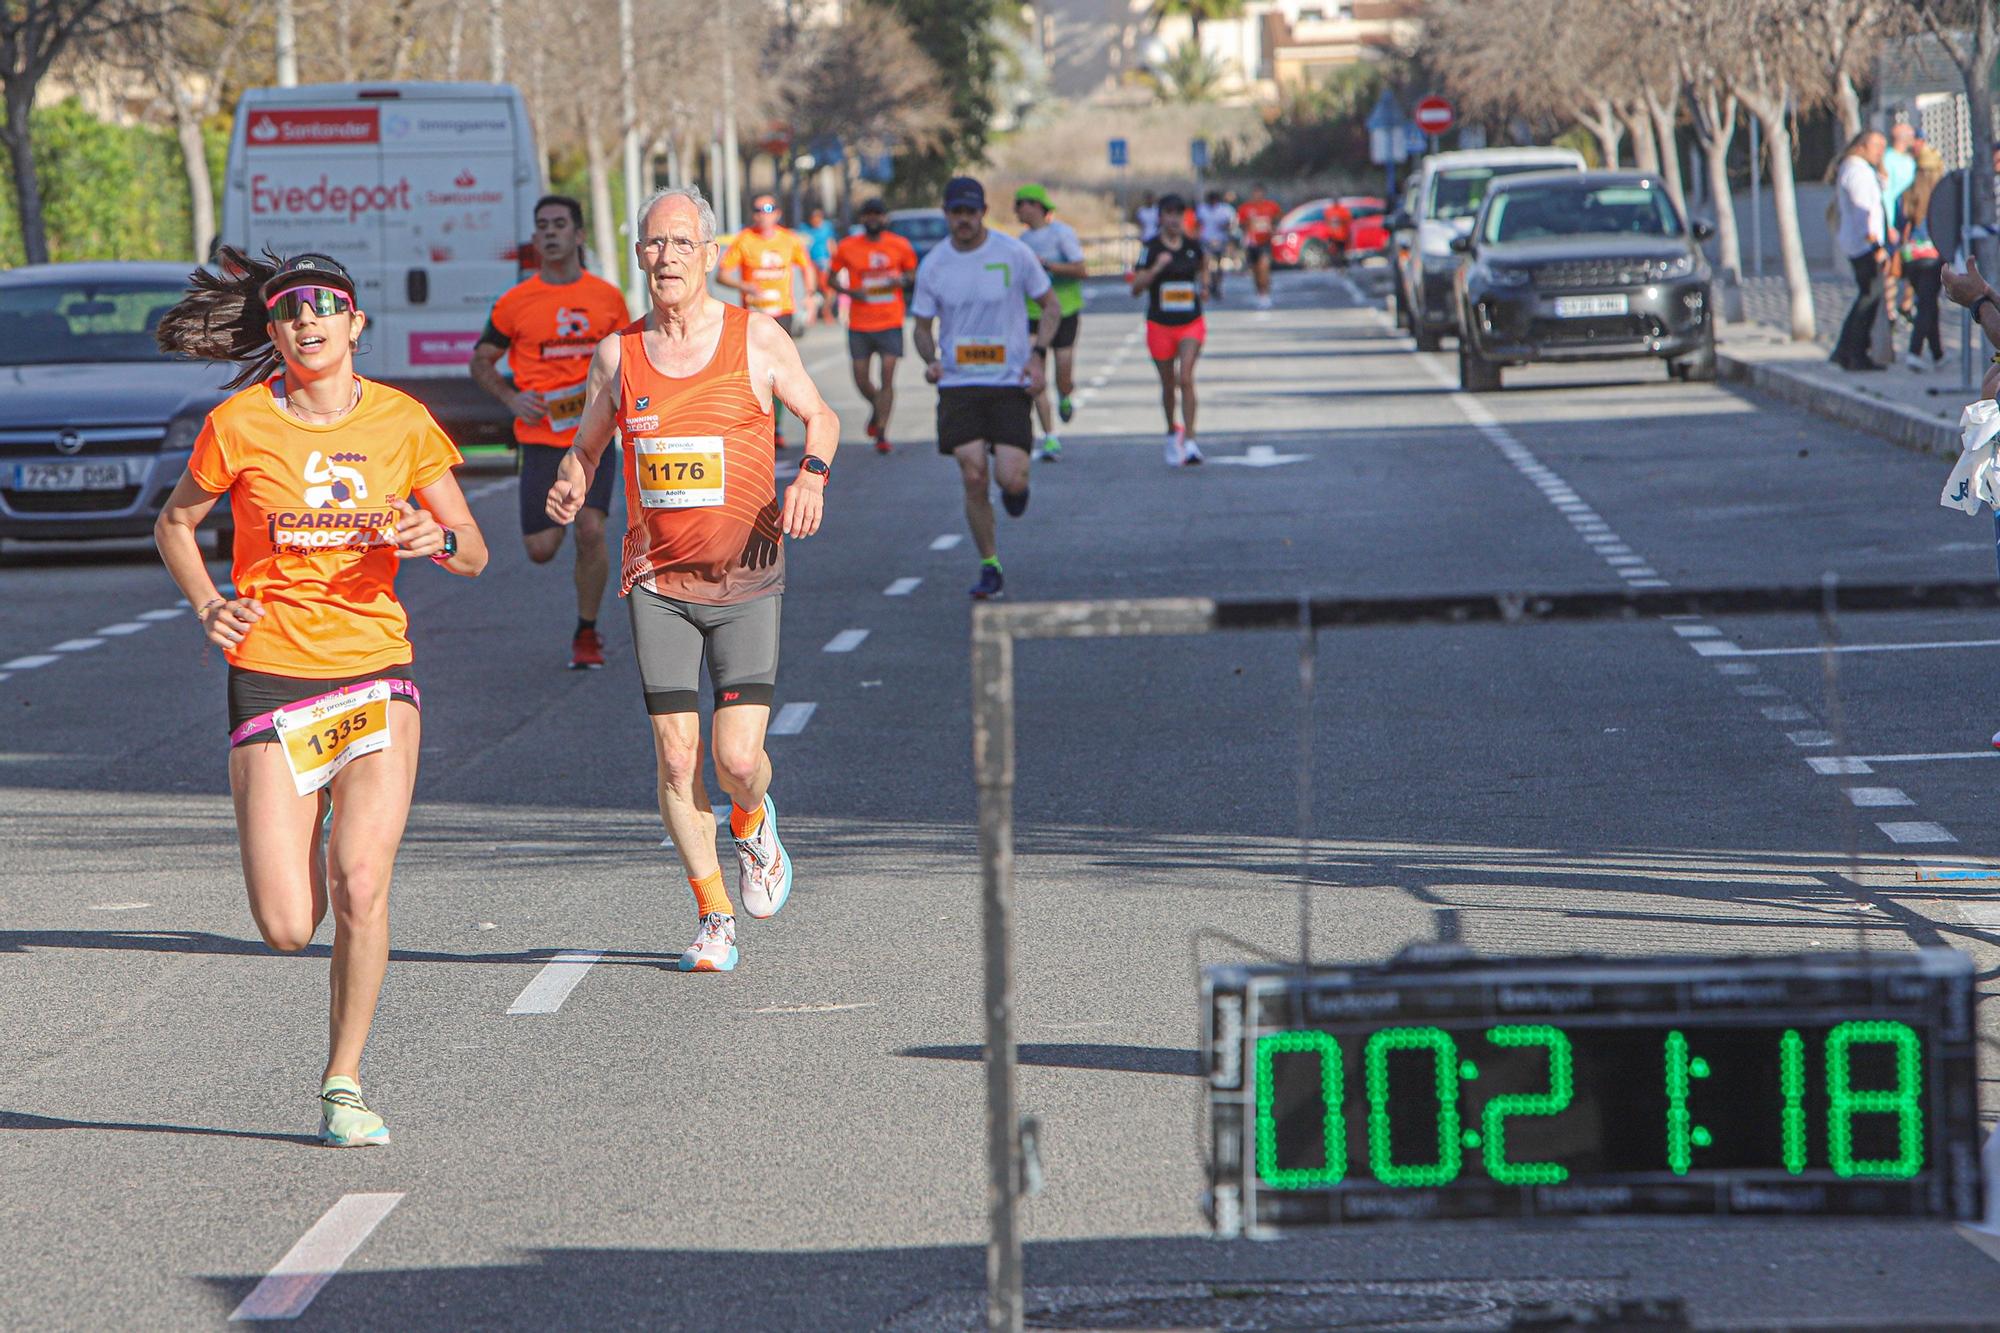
[0,262,234,551]
[1450,171,1715,391]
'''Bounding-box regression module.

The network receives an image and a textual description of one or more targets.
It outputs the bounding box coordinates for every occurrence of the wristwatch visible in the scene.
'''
[430,527,457,565]
[1973,294,1996,327]
[800,455,830,481]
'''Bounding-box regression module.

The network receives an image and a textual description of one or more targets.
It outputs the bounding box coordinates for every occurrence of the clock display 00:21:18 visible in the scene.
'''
[1254,1020,1926,1190]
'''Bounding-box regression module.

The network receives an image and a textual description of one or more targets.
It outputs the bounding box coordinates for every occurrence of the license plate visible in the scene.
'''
[13,462,125,491]
[1553,294,1629,318]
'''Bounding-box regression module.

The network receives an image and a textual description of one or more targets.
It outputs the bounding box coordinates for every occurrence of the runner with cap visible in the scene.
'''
[1237,184,1282,311]
[151,248,489,1145]
[803,206,840,326]
[829,197,919,454]
[911,176,1061,600]
[471,194,631,669]
[719,194,820,450]
[1013,183,1086,462]
[1132,194,1208,466]
[549,185,839,973]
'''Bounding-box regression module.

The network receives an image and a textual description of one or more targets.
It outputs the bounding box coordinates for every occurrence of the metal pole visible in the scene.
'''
[721,42,742,235]
[487,0,505,81]
[1751,116,1763,279]
[1295,601,1315,971]
[972,611,1022,1333]
[274,0,298,86]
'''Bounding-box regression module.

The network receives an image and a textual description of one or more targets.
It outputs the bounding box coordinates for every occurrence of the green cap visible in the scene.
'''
[1014,183,1054,210]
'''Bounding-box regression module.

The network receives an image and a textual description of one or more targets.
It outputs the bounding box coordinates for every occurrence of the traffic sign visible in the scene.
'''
[1414,95,1454,136]
[1190,138,1209,171]
[1109,137,1128,168]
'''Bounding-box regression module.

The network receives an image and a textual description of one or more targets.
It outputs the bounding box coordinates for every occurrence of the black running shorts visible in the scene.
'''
[936,386,1033,455]
[519,444,617,537]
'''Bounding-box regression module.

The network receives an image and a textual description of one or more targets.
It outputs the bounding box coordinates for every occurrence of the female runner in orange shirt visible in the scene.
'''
[152,249,488,1146]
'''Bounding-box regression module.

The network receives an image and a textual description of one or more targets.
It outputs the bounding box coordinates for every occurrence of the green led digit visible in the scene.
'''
[1254,1031,1345,1189]
[1779,1029,1807,1175]
[1665,1030,1692,1174]
[1365,1026,1462,1187]
[1480,1025,1573,1185]
[1825,1021,1924,1179]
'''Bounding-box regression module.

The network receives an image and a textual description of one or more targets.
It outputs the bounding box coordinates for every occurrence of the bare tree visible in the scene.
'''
[1426,0,1638,167]
[1720,0,1826,340]
[1804,0,1897,142]
[1908,0,2000,271]
[1671,0,1745,282]
[1,0,156,264]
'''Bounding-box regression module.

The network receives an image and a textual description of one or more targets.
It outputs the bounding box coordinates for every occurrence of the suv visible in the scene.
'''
[1390,146,1585,351]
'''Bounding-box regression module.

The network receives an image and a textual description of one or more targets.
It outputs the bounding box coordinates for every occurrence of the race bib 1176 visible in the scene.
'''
[634,436,726,509]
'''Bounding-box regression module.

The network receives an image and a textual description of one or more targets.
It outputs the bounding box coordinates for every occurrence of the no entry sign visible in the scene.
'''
[1414,95,1454,136]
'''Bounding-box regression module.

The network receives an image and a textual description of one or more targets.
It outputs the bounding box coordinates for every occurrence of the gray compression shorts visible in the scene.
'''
[628,585,782,714]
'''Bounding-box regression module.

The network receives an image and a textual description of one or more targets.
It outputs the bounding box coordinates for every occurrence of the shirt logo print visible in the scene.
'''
[303,451,368,509]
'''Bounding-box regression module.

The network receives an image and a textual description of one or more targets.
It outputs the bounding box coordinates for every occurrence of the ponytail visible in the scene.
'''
[154,245,284,390]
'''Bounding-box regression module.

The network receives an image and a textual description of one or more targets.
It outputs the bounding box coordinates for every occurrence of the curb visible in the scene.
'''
[1716,346,1959,458]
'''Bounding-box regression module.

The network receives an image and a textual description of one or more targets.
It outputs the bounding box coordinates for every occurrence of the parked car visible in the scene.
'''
[1273,196,1389,269]
[887,208,949,262]
[1389,146,1586,351]
[1451,170,1716,392]
[0,262,234,553]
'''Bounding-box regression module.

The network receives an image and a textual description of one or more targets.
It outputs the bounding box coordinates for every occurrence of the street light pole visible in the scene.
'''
[619,0,644,311]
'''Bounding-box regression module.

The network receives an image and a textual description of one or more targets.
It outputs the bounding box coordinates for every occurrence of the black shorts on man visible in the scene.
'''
[519,443,618,536]
[848,327,904,360]
[936,385,1033,455]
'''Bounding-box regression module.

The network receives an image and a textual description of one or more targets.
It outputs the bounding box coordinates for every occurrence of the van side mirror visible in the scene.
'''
[1448,234,1471,254]
[1691,219,1715,242]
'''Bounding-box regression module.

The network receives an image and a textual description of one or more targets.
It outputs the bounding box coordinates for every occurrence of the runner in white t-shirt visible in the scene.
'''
[1197,190,1236,299]
[910,176,1062,600]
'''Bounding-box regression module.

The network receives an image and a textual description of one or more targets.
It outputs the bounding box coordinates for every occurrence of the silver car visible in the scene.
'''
[0,262,234,554]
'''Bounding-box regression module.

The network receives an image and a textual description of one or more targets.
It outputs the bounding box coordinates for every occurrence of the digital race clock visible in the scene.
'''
[1203,949,1981,1236]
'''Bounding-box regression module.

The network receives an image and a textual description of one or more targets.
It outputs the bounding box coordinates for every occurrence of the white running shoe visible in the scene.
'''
[734,795,793,920]
[1903,352,1926,372]
[1164,427,1185,467]
[678,911,738,972]
[1256,294,1273,311]
[1181,436,1204,465]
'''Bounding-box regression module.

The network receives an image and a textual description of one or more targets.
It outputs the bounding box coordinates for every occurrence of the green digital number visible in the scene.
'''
[1254,1031,1345,1189]
[1825,1021,1924,1179]
[1665,1030,1693,1175]
[1779,1029,1807,1176]
[1365,1026,1462,1187]
[1480,1025,1572,1185]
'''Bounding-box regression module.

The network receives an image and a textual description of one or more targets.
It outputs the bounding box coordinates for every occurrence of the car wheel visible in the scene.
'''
[1458,340,1502,392]
[1415,322,1443,352]
[1299,240,1330,270]
[1674,332,1718,383]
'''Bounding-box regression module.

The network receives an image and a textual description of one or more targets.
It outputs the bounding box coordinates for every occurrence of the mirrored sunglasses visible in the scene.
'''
[265,285,355,321]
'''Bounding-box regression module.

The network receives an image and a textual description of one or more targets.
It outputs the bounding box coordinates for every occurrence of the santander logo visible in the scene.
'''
[250,116,279,142]
[454,170,476,188]
[246,107,380,148]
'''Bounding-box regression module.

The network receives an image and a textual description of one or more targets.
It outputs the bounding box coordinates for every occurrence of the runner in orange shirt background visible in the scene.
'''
[828,197,918,453]
[471,195,631,669]
[1237,183,1284,311]
[152,249,488,1148]
[718,194,819,451]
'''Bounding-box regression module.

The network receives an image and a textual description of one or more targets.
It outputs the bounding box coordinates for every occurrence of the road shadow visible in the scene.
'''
[898,1042,1199,1078]
[0,928,678,970]
[0,1108,317,1147]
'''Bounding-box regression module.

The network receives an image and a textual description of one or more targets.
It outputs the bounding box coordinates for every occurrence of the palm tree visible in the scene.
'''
[1145,39,1229,104]
[1152,0,1247,48]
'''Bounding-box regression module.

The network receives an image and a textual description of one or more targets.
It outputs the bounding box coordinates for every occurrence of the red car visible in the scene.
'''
[1272,196,1390,269]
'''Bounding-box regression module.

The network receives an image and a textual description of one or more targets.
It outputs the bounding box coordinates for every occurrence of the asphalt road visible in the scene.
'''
[8,266,2000,1329]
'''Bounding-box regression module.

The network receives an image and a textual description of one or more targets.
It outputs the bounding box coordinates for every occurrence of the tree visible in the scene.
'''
[1803,0,1899,143]
[1908,0,1999,272]
[1,0,154,265]
[1719,0,1825,340]
[1150,0,1244,48]
[1142,38,1227,104]
[1425,0,1638,167]
[771,4,949,203]
[1670,0,1746,282]
[872,0,1014,199]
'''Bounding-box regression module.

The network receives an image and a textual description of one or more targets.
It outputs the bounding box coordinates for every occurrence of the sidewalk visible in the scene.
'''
[1720,271,1984,457]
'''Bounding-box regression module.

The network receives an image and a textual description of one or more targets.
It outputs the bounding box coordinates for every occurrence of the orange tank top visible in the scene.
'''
[616,304,783,604]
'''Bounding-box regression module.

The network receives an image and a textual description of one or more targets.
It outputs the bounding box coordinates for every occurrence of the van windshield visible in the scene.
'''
[1429,165,1571,222]
[0,280,187,366]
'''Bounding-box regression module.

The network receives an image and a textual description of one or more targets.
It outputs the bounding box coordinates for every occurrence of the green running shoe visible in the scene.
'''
[1058,394,1074,423]
[1037,434,1062,462]
[320,1075,390,1147]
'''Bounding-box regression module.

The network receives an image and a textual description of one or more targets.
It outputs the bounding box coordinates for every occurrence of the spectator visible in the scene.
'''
[803,206,839,325]
[1900,146,1946,371]
[1136,191,1160,244]
[1882,122,1917,321]
[1831,128,1890,372]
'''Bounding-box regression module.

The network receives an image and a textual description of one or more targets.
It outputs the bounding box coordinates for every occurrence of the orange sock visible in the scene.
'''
[688,870,733,918]
[729,800,765,839]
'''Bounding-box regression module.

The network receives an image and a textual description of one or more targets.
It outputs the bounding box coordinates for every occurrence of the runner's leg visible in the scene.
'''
[1054,344,1076,404]
[955,440,998,559]
[875,354,898,437]
[1032,347,1055,437]
[651,711,720,879]
[850,356,880,434]
[1177,336,1201,437]
[712,704,773,818]
[993,443,1030,511]
[232,745,326,953]
[524,527,565,565]
[1153,358,1179,431]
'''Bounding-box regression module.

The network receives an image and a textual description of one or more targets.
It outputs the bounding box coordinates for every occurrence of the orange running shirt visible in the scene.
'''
[615,304,783,604]
[829,232,918,333]
[1238,199,1282,246]
[482,271,629,447]
[186,379,462,678]
[721,227,811,317]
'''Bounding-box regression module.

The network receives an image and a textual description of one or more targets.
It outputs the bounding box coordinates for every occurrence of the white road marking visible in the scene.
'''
[1737,684,1785,697]
[1209,444,1309,467]
[1626,579,1671,588]
[883,577,922,596]
[1807,757,1873,775]
[823,629,870,653]
[229,1193,403,1321]
[1787,730,1835,747]
[0,673,11,683]
[95,623,150,636]
[1672,625,1721,638]
[88,901,152,911]
[506,951,604,1015]
[1848,750,1999,764]
[1761,705,1810,722]
[51,638,103,652]
[1877,821,1957,844]
[2,655,58,670]
[138,608,185,621]
[1715,662,1758,675]
[1845,787,1915,807]
[929,534,963,551]
[1714,637,2000,658]
[770,702,817,735]
[754,1001,880,1014]
[1618,568,1660,579]
[1606,556,1649,567]
[1689,640,1744,657]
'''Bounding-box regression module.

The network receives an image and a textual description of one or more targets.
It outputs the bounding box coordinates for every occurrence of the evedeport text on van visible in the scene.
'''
[252,174,413,221]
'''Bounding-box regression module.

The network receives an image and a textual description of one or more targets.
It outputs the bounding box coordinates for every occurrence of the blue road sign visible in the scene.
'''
[1109,138,1128,168]
[1191,138,1209,170]
[860,152,894,183]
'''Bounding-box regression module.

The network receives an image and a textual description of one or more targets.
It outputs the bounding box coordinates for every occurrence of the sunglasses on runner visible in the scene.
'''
[753,202,778,214]
[265,286,355,321]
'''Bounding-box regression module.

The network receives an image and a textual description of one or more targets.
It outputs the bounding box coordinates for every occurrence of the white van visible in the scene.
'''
[221,81,540,440]
[1392,146,1586,350]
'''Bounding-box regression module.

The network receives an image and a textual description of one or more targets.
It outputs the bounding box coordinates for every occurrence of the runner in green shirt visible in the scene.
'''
[1014,184,1087,461]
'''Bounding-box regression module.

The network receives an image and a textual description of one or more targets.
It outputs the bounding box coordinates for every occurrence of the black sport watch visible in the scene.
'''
[800,456,830,481]
[430,527,457,565]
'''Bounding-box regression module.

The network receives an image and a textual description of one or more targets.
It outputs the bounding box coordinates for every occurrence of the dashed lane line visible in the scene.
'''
[506,952,603,1015]
[1877,821,1958,845]
[822,629,869,653]
[3,655,58,670]
[1687,636,2000,658]
[929,534,963,551]
[95,622,149,636]
[770,702,817,735]
[50,638,103,652]
[883,577,922,596]
[229,1193,403,1321]
[137,608,185,621]
[1844,787,1916,808]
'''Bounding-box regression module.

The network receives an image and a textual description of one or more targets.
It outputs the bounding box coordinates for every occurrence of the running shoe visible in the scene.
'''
[1037,434,1063,462]
[875,431,892,455]
[678,911,739,972]
[570,627,605,670]
[735,794,794,919]
[1991,728,2000,751]
[1181,436,1204,465]
[319,1076,389,1147]
[1163,428,1185,467]
[970,563,1005,600]
[1058,395,1075,423]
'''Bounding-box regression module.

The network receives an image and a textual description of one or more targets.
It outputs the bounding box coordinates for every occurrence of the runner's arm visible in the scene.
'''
[749,314,837,538]
[404,472,489,576]
[548,336,622,525]
[469,339,548,422]
[154,472,264,648]
[912,315,941,382]
[715,248,748,295]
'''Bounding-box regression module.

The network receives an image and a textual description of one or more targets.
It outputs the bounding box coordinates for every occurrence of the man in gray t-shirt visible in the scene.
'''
[911,176,1062,601]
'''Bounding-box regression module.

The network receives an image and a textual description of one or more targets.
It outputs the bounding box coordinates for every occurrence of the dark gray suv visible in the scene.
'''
[1450,171,1715,392]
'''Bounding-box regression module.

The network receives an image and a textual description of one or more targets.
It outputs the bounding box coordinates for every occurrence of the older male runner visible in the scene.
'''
[550,185,838,973]
[719,194,819,449]
[911,176,1061,600]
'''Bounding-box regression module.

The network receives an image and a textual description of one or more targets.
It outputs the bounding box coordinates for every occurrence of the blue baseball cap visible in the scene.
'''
[943,176,986,211]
